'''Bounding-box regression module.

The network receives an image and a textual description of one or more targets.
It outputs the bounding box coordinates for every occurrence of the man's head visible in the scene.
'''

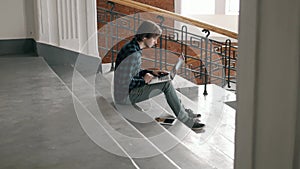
[135,20,162,48]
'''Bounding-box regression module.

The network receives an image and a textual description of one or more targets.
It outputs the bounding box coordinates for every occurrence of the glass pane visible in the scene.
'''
[181,0,215,15]
[226,0,240,15]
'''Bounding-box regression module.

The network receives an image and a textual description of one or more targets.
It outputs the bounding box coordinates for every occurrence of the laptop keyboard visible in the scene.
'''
[159,75,170,80]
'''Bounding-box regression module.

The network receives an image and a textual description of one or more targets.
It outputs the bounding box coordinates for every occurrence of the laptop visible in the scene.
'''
[148,57,184,84]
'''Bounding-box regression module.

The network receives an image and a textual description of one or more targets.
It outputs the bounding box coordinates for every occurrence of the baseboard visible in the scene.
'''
[0,38,102,77]
[0,38,37,56]
[36,42,102,76]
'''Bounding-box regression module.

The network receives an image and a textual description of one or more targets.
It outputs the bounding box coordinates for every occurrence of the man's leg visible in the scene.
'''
[129,81,189,123]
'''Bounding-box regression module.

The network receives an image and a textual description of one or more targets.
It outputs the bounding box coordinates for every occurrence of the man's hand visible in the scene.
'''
[143,73,154,84]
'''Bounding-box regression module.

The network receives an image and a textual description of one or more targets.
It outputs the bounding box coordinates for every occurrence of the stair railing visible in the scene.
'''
[97,0,238,94]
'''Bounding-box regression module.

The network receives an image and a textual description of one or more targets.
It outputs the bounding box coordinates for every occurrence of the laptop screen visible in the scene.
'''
[170,57,184,79]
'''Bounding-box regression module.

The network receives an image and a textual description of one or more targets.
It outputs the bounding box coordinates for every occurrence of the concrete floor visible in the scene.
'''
[0,56,236,169]
[0,57,136,169]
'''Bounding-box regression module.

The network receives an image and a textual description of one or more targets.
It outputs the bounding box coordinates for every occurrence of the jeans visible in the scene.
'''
[129,81,190,123]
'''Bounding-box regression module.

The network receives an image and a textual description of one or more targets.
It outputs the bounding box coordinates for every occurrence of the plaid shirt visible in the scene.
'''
[114,38,151,103]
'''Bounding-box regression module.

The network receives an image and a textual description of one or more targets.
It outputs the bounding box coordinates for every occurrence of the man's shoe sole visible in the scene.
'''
[192,124,205,131]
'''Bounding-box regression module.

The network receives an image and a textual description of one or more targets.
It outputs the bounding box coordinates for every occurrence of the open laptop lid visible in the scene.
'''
[170,55,184,80]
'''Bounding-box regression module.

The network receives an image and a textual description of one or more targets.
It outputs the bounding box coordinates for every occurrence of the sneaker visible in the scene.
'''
[192,120,205,131]
[183,118,205,130]
[185,108,201,118]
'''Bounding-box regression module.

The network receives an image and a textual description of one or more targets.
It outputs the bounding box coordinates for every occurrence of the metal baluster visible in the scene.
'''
[181,25,187,77]
[164,32,168,70]
[107,1,115,71]
[225,39,231,88]
[202,29,210,96]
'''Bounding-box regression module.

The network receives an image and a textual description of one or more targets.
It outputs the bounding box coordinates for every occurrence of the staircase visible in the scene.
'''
[0,54,236,169]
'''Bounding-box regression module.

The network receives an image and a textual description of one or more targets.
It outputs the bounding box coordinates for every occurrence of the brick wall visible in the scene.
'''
[97,0,174,30]
[97,0,174,14]
[97,0,175,63]
[96,0,236,85]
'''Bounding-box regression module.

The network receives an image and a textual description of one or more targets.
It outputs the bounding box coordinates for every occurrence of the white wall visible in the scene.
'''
[0,0,98,56]
[0,0,35,39]
[174,0,238,41]
[34,0,98,56]
[236,0,300,169]
[190,15,238,33]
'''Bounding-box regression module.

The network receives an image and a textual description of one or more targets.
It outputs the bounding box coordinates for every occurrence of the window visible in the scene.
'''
[226,0,240,15]
[181,0,215,15]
